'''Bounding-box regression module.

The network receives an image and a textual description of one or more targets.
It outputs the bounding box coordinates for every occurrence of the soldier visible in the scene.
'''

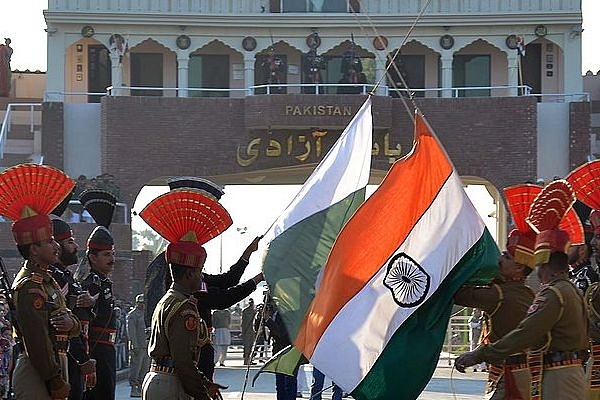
[145,176,264,379]
[455,180,589,400]
[139,188,229,399]
[127,294,149,398]
[49,210,97,400]
[78,189,119,400]
[454,184,538,398]
[566,160,600,399]
[241,298,256,365]
[0,164,81,400]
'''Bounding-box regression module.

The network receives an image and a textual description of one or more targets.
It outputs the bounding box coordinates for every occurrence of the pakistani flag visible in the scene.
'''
[260,97,373,346]
[294,112,499,399]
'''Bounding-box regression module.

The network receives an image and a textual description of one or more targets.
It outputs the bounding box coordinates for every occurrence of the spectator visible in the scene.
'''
[212,309,232,367]
[241,299,256,365]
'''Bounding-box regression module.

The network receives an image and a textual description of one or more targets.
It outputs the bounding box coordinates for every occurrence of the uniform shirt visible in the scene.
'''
[476,277,589,365]
[12,261,81,381]
[569,260,600,342]
[81,270,117,345]
[148,283,211,398]
[126,307,147,350]
[49,264,92,364]
[455,279,535,343]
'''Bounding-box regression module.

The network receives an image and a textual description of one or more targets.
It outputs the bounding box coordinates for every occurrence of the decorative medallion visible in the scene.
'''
[373,35,388,51]
[439,34,454,50]
[176,34,191,50]
[534,25,548,37]
[81,25,95,38]
[383,253,430,308]
[506,34,519,49]
[306,33,321,50]
[242,36,257,51]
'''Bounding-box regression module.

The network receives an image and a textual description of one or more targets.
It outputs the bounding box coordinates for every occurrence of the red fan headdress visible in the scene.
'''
[503,184,540,268]
[140,189,232,268]
[566,160,600,234]
[526,180,576,265]
[0,164,75,245]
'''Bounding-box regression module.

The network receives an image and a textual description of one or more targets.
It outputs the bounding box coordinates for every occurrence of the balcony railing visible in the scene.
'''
[48,0,580,14]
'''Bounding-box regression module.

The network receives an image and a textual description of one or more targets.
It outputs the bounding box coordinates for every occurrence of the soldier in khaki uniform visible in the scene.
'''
[127,294,149,397]
[456,180,589,400]
[139,188,230,400]
[0,164,82,400]
[455,184,538,399]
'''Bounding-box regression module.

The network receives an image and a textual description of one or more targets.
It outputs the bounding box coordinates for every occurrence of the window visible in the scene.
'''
[188,55,230,97]
[452,55,490,97]
[274,0,357,12]
[387,55,425,97]
[131,53,163,96]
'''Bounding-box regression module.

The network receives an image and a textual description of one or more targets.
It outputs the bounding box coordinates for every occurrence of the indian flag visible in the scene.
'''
[295,112,499,399]
[260,97,373,344]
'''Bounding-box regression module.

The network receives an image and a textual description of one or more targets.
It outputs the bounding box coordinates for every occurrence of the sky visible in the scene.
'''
[0,0,599,74]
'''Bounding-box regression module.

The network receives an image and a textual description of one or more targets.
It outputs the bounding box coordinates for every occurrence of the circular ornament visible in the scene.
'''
[81,26,95,38]
[383,253,430,308]
[242,36,257,51]
[439,34,454,50]
[373,36,388,51]
[506,35,519,50]
[176,35,191,50]
[534,25,548,37]
[306,33,321,50]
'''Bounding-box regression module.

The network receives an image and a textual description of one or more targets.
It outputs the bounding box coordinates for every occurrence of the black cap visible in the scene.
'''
[51,217,73,241]
[167,176,224,201]
[50,189,74,218]
[87,226,114,251]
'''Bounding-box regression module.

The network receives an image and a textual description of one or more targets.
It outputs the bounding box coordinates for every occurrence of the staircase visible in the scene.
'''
[0,99,43,169]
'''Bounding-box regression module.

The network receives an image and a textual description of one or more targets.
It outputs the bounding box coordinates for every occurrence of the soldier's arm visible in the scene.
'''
[197,280,257,310]
[169,304,212,398]
[16,282,62,381]
[475,287,560,365]
[203,236,262,289]
[454,284,501,313]
[79,278,101,349]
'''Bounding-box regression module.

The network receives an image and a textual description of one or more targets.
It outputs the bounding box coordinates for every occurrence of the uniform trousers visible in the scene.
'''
[142,371,192,400]
[487,368,530,400]
[84,343,116,400]
[541,365,586,400]
[68,354,84,400]
[13,354,51,400]
[129,346,150,387]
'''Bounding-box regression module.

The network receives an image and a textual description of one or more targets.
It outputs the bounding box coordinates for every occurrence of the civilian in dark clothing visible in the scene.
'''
[263,303,297,400]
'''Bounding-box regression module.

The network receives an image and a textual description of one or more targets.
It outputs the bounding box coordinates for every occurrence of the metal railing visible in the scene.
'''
[0,103,42,159]
[442,313,470,365]
[99,83,536,98]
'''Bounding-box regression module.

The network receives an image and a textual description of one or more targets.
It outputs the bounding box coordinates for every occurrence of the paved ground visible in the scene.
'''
[115,357,487,399]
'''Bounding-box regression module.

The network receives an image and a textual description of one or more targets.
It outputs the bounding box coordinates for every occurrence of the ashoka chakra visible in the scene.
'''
[383,253,430,307]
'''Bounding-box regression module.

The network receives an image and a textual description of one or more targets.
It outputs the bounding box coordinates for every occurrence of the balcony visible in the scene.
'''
[47,0,580,15]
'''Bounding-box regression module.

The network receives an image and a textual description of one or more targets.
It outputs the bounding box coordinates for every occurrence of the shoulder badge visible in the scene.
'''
[28,288,46,310]
[185,314,198,331]
[180,308,199,331]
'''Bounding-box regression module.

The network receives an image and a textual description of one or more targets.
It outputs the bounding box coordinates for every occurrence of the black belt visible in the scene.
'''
[543,350,588,368]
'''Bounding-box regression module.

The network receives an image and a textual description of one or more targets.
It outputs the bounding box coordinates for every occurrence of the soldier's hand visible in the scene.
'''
[79,359,96,375]
[454,352,480,373]
[79,359,97,389]
[76,291,95,308]
[48,376,71,399]
[251,273,264,285]
[242,236,263,260]
[50,312,75,332]
[207,382,227,400]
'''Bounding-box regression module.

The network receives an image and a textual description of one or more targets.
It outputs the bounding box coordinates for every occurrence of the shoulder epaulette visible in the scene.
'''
[13,272,43,290]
